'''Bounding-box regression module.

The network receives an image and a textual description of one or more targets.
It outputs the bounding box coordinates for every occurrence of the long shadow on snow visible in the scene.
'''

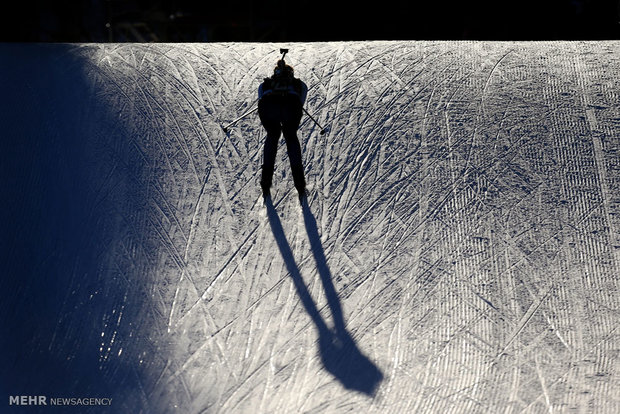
[265,197,383,396]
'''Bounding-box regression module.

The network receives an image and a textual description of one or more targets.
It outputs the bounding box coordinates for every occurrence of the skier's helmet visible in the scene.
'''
[274,60,294,77]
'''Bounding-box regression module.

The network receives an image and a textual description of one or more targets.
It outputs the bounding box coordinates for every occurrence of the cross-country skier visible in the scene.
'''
[258,57,308,202]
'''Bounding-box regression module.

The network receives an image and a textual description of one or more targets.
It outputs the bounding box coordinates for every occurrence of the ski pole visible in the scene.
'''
[221,106,258,133]
[302,107,327,135]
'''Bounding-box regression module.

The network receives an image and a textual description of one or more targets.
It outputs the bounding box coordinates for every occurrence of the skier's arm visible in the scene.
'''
[259,78,272,100]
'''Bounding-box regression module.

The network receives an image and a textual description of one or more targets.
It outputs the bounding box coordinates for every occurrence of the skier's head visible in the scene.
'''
[274,60,294,77]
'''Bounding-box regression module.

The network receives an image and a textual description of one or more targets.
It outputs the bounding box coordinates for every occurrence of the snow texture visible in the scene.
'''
[1,41,620,413]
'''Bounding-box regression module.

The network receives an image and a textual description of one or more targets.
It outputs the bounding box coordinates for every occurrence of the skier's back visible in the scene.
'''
[258,57,308,201]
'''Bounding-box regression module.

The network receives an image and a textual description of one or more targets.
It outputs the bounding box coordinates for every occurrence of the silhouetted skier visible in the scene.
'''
[258,57,308,202]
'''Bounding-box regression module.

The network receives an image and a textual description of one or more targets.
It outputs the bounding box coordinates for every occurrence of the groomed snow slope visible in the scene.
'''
[1,41,620,413]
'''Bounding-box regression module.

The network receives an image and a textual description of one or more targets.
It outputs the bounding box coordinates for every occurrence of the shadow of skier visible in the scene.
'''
[265,197,383,396]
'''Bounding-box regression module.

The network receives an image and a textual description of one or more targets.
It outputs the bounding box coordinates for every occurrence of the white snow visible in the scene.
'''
[1,41,619,413]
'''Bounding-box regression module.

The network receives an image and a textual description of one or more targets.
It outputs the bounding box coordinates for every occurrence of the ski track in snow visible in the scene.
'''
[2,41,620,413]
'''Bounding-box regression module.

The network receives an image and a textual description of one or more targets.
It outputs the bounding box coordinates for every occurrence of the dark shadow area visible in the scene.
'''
[0,44,153,412]
[265,198,383,395]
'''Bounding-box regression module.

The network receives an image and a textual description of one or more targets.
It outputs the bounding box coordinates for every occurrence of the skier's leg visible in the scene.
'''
[258,98,282,195]
[282,98,305,195]
[261,129,280,194]
[282,131,305,194]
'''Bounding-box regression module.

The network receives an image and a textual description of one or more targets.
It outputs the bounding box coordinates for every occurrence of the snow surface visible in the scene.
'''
[1,41,620,413]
